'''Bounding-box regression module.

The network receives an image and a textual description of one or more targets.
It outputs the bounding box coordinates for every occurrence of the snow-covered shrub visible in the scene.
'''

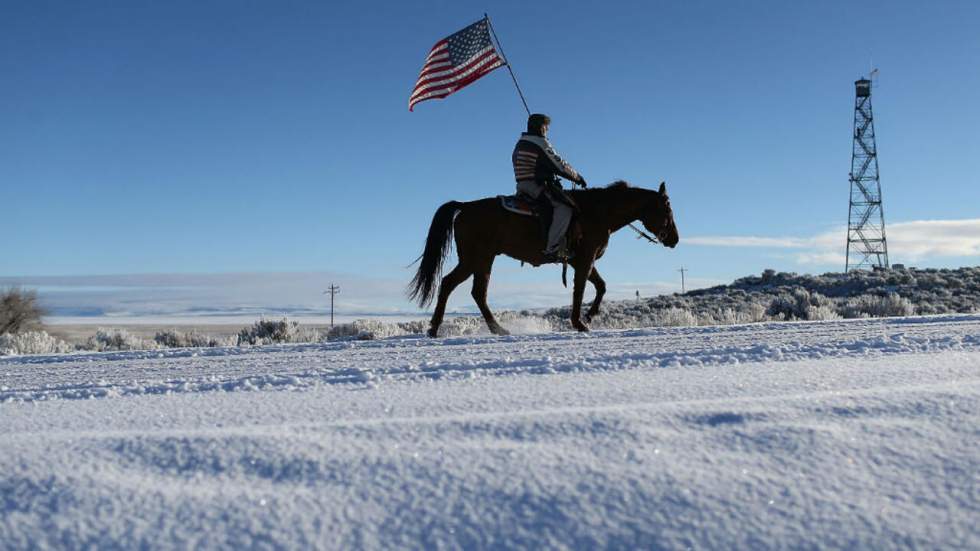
[85,328,157,352]
[652,307,698,327]
[0,331,74,356]
[434,316,494,336]
[497,312,555,334]
[326,319,411,341]
[420,313,557,338]
[712,302,769,325]
[807,304,842,321]
[767,289,839,321]
[0,287,45,335]
[154,330,233,348]
[237,318,317,345]
[325,313,555,341]
[841,293,915,319]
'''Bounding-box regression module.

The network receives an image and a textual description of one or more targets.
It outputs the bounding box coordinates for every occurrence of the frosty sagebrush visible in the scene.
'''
[0,287,45,335]
[0,331,74,356]
[543,266,977,328]
[3,266,974,356]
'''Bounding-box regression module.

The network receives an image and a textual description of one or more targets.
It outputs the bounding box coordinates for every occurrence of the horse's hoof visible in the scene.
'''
[572,322,591,333]
[427,327,439,338]
[491,325,510,336]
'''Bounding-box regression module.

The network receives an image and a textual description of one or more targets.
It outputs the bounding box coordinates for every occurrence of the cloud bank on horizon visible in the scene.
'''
[0,271,689,320]
[3,218,977,321]
[686,218,980,267]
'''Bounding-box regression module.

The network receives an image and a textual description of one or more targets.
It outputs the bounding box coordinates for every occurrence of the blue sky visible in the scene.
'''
[2,1,979,317]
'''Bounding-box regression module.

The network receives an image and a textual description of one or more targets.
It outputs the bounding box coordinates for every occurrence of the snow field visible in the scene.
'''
[1,315,979,548]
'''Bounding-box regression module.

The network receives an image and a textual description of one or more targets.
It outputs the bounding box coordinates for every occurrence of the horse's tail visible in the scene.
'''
[408,200,465,308]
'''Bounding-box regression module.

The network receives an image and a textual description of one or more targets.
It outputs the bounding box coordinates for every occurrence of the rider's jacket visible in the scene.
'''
[512,133,580,198]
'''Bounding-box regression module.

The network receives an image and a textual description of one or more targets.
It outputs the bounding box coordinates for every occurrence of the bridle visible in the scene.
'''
[577,180,669,245]
[631,194,672,245]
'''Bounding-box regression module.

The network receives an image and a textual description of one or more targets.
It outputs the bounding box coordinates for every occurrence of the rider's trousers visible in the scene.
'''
[516,180,574,254]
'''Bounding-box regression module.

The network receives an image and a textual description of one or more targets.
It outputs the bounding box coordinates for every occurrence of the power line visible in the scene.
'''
[678,268,688,294]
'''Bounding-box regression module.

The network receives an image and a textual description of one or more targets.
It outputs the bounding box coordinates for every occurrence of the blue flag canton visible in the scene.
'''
[447,19,494,66]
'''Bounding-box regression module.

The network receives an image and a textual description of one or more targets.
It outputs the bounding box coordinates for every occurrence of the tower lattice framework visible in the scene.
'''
[845,77,889,272]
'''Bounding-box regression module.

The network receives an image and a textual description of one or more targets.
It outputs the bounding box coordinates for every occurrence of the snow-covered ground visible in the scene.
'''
[2,315,978,548]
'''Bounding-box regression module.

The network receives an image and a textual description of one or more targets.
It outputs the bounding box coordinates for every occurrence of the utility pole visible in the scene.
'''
[678,268,688,294]
[323,284,340,327]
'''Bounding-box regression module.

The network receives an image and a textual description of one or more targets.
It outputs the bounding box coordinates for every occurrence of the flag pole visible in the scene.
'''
[485,13,531,116]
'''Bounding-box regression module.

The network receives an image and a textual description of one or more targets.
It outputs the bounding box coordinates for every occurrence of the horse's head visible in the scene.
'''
[641,182,679,248]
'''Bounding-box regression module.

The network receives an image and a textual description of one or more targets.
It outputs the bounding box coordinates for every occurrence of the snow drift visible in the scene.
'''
[1,315,978,548]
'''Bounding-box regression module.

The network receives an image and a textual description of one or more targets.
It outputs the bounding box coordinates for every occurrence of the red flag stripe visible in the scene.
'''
[410,49,501,101]
[412,46,496,89]
[414,59,454,83]
[410,58,501,106]
[409,58,503,110]
[412,54,502,100]
[414,58,452,82]
[410,59,501,107]
[424,41,448,59]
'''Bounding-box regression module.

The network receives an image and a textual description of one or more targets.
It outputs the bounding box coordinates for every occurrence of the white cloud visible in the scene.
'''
[686,219,980,267]
[684,236,808,248]
[1,270,638,320]
[794,251,847,266]
[0,272,419,319]
[888,219,980,260]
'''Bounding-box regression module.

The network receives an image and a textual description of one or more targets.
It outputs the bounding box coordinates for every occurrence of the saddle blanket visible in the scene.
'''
[499,194,537,217]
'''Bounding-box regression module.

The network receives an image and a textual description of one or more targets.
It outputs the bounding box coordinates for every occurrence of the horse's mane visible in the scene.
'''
[570,180,630,195]
[563,181,643,217]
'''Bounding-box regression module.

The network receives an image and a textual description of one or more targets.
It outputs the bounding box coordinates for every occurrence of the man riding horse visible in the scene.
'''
[408,112,679,337]
[512,113,588,262]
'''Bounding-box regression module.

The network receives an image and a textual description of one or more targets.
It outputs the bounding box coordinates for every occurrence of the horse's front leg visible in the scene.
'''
[570,258,595,332]
[584,267,607,324]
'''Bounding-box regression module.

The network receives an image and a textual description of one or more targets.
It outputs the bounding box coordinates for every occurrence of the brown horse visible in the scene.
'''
[408,181,679,336]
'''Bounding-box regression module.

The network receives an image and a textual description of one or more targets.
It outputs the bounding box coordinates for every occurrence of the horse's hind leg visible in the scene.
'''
[584,267,607,324]
[471,258,509,336]
[428,263,471,338]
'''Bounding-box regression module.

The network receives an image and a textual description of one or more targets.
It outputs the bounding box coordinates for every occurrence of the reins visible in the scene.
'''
[628,223,659,244]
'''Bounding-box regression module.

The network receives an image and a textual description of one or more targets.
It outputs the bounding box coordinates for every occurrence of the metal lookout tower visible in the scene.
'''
[845,74,889,272]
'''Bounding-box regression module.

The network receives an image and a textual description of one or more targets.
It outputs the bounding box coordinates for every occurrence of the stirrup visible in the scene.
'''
[542,248,571,264]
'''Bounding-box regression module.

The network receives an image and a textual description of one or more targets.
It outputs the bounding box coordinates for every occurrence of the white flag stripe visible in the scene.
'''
[414,61,454,85]
[410,59,497,104]
[410,49,500,101]
[424,42,448,60]
[409,88,454,107]
[412,46,495,89]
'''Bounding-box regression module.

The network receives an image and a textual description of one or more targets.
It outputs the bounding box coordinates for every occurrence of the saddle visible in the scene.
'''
[499,193,579,279]
[498,194,539,217]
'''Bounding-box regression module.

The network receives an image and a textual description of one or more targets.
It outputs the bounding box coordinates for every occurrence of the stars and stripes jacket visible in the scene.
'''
[512,133,581,196]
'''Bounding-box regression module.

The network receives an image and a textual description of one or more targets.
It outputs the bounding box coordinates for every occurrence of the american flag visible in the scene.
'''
[409,18,505,111]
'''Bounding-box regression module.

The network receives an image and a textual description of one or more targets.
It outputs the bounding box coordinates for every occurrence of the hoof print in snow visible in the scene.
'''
[696,412,750,427]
